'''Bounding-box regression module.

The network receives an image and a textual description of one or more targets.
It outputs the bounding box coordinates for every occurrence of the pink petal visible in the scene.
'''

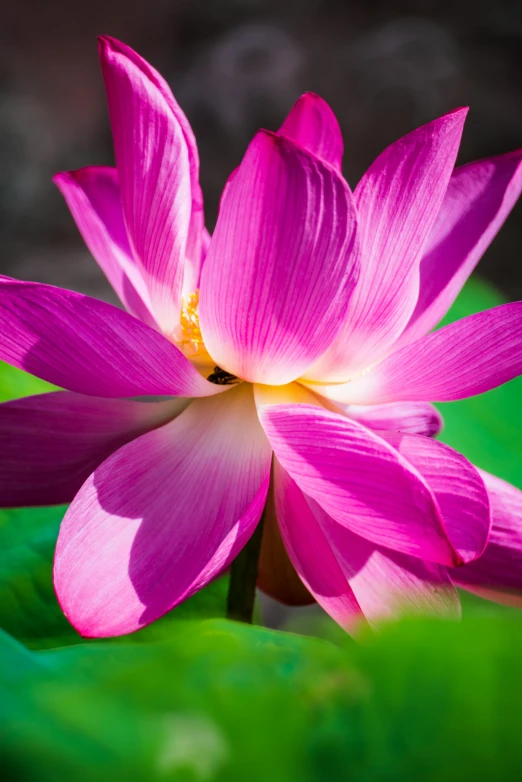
[274,461,459,628]
[99,36,193,334]
[273,458,364,631]
[277,92,343,170]
[0,276,223,398]
[310,301,522,404]
[396,150,522,348]
[53,166,156,328]
[98,37,205,291]
[54,384,272,637]
[255,387,460,565]
[450,471,522,607]
[319,513,460,623]
[217,92,343,213]
[381,432,491,564]
[98,38,206,296]
[199,131,359,384]
[346,401,443,437]
[0,392,185,507]
[306,108,467,382]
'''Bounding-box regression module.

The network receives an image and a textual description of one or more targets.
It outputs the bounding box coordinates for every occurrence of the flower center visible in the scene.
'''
[176,290,239,384]
[179,290,204,351]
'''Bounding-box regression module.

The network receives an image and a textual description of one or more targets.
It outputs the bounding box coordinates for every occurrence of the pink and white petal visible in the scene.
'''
[450,471,522,607]
[219,92,342,215]
[218,92,343,216]
[99,36,192,333]
[0,276,224,398]
[277,92,344,170]
[346,401,443,437]
[305,493,460,622]
[54,166,156,328]
[396,150,522,348]
[0,392,185,507]
[184,224,212,295]
[310,301,522,405]
[54,384,272,637]
[99,36,205,292]
[199,131,359,385]
[255,386,459,566]
[381,432,491,563]
[201,226,211,258]
[273,459,364,631]
[274,462,458,628]
[306,109,467,382]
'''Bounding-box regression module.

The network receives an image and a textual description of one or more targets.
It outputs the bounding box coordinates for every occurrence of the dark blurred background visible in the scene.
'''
[1,0,522,303]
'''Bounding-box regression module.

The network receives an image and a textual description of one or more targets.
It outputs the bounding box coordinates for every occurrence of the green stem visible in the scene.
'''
[226,510,265,624]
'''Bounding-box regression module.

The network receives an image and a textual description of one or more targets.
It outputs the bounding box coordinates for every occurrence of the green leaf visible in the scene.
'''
[0,360,57,403]
[0,502,231,650]
[2,616,522,781]
[0,620,334,782]
[436,276,522,490]
[0,505,74,648]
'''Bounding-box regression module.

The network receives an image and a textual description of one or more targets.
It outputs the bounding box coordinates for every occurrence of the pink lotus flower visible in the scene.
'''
[1,36,522,637]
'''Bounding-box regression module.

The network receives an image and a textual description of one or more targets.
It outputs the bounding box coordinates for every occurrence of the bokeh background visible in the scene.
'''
[2,0,522,303]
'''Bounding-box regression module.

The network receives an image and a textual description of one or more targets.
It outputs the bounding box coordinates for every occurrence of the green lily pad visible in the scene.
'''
[0,360,57,403]
[2,616,522,781]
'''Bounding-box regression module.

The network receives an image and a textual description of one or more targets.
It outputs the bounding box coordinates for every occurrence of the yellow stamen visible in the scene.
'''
[179,290,203,352]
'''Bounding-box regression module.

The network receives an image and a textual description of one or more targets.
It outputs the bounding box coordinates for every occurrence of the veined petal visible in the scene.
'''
[305,489,459,623]
[54,384,272,637]
[396,150,522,348]
[217,92,344,215]
[381,432,491,563]
[255,385,460,566]
[450,471,522,607]
[0,276,224,398]
[54,167,156,328]
[0,392,185,507]
[273,459,364,631]
[274,461,458,628]
[310,301,522,405]
[257,473,315,606]
[97,37,206,295]
[346,401,443,437]
[277,92,343,170]
[199,131,359,385]
[306,108,467,382]
[319,514,461,623]
[99,36,192,333]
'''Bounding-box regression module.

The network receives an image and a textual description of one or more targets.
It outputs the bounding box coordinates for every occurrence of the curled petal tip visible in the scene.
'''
[97,35,131,63]
[97,34,117,49]
[296,91,326,104]
[97,34,110,54]
[52,171,69,186]
[444,105,469,127]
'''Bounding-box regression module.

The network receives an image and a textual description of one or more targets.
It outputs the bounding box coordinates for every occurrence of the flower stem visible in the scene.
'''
[226,511,265,624]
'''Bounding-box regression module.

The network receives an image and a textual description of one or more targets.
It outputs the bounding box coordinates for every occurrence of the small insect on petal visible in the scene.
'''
[207,367,240,386]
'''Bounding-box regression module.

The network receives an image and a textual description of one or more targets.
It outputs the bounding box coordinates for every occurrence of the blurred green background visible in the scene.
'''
[1,278,522,781]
